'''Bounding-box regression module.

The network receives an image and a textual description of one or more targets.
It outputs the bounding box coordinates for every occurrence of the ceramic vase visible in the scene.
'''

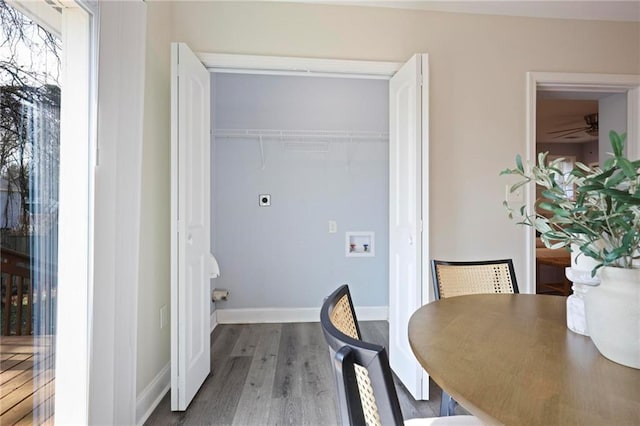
[565,246,600,336]
[584,266,640,369]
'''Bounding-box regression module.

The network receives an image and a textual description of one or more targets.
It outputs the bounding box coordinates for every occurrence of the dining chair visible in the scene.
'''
[320,284,482,426]
[430,259,519,416]
[431,259,519,300]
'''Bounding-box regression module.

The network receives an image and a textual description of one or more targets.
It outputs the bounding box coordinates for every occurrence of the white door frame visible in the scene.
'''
[199,51,431,397]
[524,71,640,294]
[198,52,401,78]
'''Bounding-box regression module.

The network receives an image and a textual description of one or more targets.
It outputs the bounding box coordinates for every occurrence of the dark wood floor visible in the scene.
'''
[146,321,449,425]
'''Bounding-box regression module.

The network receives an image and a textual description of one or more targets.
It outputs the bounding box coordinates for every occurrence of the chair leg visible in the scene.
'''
[439,390,456,416]
[449,394,457,416]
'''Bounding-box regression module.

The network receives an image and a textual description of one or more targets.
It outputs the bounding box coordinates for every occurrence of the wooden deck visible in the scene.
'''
[0,336,54,425]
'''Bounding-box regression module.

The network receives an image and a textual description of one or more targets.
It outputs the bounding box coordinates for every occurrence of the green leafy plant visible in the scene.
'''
[501,130,640,275]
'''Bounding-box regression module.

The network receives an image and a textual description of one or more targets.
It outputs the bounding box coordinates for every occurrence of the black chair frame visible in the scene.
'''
[431,258,519,300]
[320,285,404,426]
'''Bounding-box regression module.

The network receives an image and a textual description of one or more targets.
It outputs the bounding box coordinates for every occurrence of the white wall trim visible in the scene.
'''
[7,0,62,37]
[525,71,640,295]
[210,310,218,333]
[54,4,93,424]
[135,362,170,426]
[532,72,640,91]
[216,306,388,324]
[356,306,388,321]
[197,52,402,79]
[89,2,147,424]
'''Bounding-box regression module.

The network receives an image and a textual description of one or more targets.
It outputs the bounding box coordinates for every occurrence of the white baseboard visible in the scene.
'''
[216,306,388,324]
[355,306,389,321]
[210,310,218,333]
[136,362,170,426]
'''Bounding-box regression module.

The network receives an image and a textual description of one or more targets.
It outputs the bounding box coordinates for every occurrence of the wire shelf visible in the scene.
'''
[213,128,389,143]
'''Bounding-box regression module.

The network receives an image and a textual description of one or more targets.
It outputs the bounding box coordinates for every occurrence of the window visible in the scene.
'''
[0,1,95,424]
[1,3,61,423]
[547,155,576,199]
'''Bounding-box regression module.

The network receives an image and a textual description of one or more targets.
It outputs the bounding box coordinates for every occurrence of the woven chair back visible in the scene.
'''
[329,294,360,340]
[328,293,382,426]
[321,285,403,426]
[432,259,519,299]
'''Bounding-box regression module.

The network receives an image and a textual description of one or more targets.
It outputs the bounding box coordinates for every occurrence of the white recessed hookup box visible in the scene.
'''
[346,232,375,257]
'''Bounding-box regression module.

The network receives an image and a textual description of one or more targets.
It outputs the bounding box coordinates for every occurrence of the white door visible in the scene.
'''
[171,42,218,411]
[389,54,429,400]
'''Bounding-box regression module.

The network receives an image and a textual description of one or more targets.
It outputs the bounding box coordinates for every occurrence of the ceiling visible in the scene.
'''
[304,1,640,22]
[537,99,599,144]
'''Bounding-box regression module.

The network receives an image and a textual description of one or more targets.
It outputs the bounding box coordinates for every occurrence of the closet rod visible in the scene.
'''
[213,128,389,142]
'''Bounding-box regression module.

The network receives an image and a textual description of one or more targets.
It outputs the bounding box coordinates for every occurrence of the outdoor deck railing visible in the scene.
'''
[1,247,32,335]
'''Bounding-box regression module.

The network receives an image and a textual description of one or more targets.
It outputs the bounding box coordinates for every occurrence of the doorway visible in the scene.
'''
[171,49,430,406]
[534,96,600,296]
[209,71,390,320]
[526,72,640,295]
[171,48,429,399]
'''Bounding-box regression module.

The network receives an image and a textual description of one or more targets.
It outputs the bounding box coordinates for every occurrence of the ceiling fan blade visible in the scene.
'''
[552,128,589,139]
[547,126,589,135]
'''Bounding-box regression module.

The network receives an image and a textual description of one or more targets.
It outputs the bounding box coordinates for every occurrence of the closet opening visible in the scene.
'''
[209,71,390,320]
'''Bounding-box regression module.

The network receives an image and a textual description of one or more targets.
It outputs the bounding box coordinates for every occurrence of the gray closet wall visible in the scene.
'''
[211,73,389,310]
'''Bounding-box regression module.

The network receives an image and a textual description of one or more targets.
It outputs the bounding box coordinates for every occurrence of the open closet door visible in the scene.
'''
[389,54,429,400]
[171,42,218,411]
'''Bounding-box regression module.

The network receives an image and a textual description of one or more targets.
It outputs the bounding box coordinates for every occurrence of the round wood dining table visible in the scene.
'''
[408,294,640,425]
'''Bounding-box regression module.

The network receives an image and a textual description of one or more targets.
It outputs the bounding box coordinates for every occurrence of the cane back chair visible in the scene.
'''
[430,259,519,416]
[431,259,519,300]
[320,284,482,426]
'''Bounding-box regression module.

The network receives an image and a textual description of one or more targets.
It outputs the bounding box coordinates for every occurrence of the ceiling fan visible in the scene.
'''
[548,113,598,139]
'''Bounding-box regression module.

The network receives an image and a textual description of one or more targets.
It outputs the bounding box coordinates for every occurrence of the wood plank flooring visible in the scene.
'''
[0,336,55,425]
[146,321,447,425]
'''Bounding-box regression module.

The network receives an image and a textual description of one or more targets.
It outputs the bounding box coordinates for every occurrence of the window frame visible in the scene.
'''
[8,0,98,423]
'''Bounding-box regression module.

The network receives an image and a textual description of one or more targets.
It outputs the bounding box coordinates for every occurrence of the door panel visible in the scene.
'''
[389,54,429,400]
[171,42,212,411]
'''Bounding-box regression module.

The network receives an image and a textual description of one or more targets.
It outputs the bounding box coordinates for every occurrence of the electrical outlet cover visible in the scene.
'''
[259,194,271,206]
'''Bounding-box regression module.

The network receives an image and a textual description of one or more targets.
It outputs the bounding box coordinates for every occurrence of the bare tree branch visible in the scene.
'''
[1,0,60,233]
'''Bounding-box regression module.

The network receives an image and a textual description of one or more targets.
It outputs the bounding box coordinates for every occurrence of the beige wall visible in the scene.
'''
[137,0,173,398]
[135,0,640,404]
[170,1,639,275]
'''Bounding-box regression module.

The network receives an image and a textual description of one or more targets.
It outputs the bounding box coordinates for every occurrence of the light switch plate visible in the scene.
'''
[160,305,168,329]
[329,220,337,233]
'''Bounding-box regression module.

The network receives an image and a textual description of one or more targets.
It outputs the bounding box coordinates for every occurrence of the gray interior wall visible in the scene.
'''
[599,93,628,164]
[211,73,389,309]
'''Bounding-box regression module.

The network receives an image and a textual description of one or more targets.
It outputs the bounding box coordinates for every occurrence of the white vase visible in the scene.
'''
[584,266,640,369]
[565,245,600,336]
[565,268,599,336]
